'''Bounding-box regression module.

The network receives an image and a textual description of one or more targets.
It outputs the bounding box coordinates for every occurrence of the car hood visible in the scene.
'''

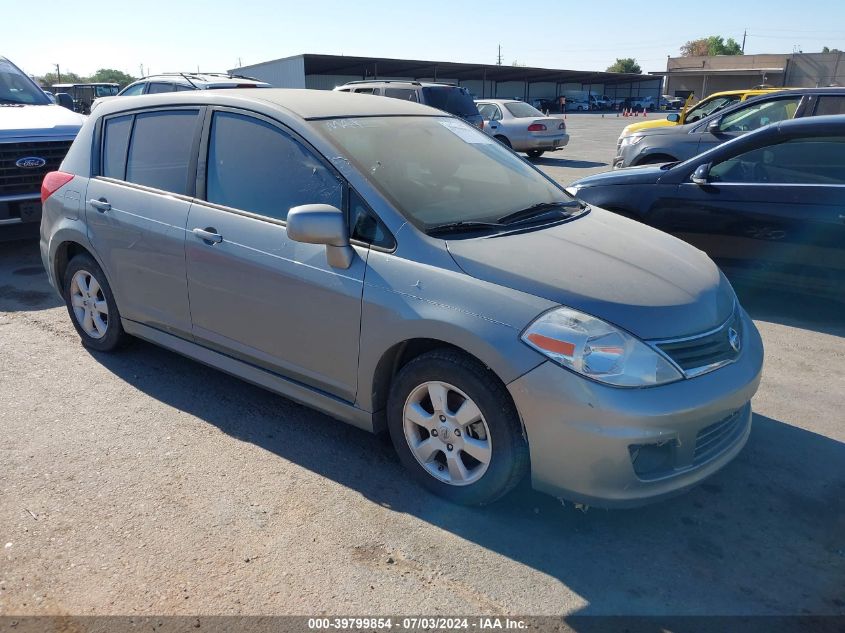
[571,165,665,188]
[630,121,698,139]
[0,104,85,140]
[446,209,735,340]
[621,118,676,136]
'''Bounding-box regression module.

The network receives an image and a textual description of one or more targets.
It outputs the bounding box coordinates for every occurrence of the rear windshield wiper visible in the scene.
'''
[426,220,505,236]
[497,200,584,225]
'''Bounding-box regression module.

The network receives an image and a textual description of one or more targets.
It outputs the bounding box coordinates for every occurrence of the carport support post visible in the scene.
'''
[482,68,486,98]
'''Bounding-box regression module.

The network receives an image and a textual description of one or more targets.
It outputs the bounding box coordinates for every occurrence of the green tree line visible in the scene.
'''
[36,68,136,88]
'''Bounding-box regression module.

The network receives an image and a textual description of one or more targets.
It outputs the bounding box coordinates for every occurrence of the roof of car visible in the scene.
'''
[94,88,443,120]
[474,99,522,103]
[339,80,462,88]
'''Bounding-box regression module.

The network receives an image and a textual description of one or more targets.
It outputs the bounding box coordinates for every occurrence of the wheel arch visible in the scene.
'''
[50,234,109,300]
[632,153,677,166]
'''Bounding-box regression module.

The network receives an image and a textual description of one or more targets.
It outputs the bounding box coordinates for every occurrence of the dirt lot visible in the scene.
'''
[1,116,844,619]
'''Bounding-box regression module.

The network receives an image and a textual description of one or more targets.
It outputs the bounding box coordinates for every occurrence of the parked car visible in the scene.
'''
[41,89,763,507]
[564,98,590,112]
[475,99,569,158]
[89,72,271,112]
[660,95,684,110]
[51,82,119,114]
[613,87,845,168]
[620,88,788,139]
[590,95,611,110]
[570,115,845,298]
[334,80,483,129]
[628,96,657,112]
[0,56,84,235]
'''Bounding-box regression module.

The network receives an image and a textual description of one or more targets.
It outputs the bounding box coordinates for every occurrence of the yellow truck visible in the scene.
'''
[620,88,786,137]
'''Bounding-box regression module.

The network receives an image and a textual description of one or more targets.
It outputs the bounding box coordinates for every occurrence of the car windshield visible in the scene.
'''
[0,58,50,105]
[504,102,544,118]
[422,87,479,117]
[317,116,575,231]
[685,95,738,123]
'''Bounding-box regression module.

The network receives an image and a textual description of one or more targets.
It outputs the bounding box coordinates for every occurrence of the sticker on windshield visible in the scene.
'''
[438,119,494,144]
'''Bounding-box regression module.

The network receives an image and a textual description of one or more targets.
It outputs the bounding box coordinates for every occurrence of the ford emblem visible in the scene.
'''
[16,157,47,169]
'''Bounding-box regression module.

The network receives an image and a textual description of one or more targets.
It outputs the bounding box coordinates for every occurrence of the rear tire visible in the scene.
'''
[387,349,529,505]
[63,254,127,352]
[526,149,545,159]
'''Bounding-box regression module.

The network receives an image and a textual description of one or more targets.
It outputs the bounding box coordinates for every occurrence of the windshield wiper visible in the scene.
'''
[427,220,505,236]
[497,201,583,225]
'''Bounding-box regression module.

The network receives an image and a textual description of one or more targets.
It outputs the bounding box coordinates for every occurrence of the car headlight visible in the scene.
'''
[521,307,682,387]
[618,135,645,149]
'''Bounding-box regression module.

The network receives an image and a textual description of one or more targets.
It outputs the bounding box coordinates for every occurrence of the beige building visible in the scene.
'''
[656,51,844,99]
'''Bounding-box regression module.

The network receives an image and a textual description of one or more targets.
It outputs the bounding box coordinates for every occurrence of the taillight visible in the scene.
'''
[41,171,74,204]
[477,120,484,130]
[527,123,547,132]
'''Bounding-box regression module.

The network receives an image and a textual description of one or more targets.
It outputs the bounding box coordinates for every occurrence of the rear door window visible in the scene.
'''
[814,96,845,116]
[125,110,201,194]
[354,88,380,95]
[102,114,133,179]
[205,111,342,221]
[146,82,176,94]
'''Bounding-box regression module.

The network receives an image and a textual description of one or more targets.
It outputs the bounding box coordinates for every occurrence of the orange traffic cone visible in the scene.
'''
[634,109,638,117]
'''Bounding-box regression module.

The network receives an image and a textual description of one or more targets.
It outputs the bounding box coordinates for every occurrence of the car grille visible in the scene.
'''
[0,140,73,196]
[693,409,746,464]
[654,310,742,377]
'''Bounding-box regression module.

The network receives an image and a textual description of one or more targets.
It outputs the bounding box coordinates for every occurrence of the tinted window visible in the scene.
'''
[126,110,200,194]
[350,190,394,249]
[146,82,175,94]
[175,84,194,92]
[119,83,145,96]
[710,136,845,185]
[504,102,544,118]
[815,96,845,116]
[422,87,479,117]
[718,97,802,133]
[384,88,419,101]
[354,88,379,95]
[206,112,342,221]
[102,115,133,179]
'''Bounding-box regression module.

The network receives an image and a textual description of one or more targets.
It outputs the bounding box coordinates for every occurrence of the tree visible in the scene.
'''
[89,68,136,87]
[606,58,642,74]
[680,36,744,57]
[822,46,841,53]
[36,70,87,87]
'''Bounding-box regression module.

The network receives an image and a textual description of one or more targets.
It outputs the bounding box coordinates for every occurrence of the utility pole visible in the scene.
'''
[54,64,61,83]
[741,29,747,53]
[497,44,502,66]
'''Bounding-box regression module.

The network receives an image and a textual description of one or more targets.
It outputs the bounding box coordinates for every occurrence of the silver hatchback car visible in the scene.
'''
[40,90,763,507]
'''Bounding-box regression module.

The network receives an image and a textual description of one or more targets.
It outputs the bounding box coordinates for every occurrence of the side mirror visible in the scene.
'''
[666,113,680,123]
[691,163,712,186]
[286,204,354,269]
[707,118,722,134]
[55,92,74,110]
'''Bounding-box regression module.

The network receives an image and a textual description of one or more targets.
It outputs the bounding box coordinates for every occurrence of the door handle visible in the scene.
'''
[192,227,223,244]
[89,199,111,212]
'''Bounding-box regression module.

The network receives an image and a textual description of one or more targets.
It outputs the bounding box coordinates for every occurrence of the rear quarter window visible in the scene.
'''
[102,115,133,179]
[422,87,479,117]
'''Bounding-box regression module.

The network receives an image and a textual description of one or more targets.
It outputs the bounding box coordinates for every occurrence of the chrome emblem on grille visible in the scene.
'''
[728,327,741,353]
[15,157,47,169]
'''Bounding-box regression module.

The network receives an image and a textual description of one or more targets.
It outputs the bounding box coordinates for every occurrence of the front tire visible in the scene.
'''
[63,254,127,352]
[526,149,545,159]
[387,349,529,505]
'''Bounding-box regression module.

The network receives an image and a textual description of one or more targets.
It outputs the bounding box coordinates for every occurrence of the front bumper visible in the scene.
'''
[508,312,764,508]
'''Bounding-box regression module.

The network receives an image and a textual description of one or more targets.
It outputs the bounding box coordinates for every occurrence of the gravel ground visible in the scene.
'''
[1,116,844,618]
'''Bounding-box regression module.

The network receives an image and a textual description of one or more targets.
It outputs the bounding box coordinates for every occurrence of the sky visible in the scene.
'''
[5,0,845,79]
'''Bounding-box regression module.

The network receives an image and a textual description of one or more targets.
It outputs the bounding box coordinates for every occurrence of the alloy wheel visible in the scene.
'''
[70,269,109,339]
[402,381,492,486]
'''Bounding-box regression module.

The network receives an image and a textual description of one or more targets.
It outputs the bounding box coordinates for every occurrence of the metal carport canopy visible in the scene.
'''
[299,53,650,85]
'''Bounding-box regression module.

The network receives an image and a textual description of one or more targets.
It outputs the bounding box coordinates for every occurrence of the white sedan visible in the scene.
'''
[475,99,570,158]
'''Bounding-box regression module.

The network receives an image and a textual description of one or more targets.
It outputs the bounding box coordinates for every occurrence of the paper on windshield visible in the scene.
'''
[438,119,494,144]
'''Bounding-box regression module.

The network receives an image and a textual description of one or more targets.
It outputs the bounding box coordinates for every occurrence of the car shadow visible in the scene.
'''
[0,238,62,313]
[733,282,845,338]
[530,157,608,169]
[91,340,845,617]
